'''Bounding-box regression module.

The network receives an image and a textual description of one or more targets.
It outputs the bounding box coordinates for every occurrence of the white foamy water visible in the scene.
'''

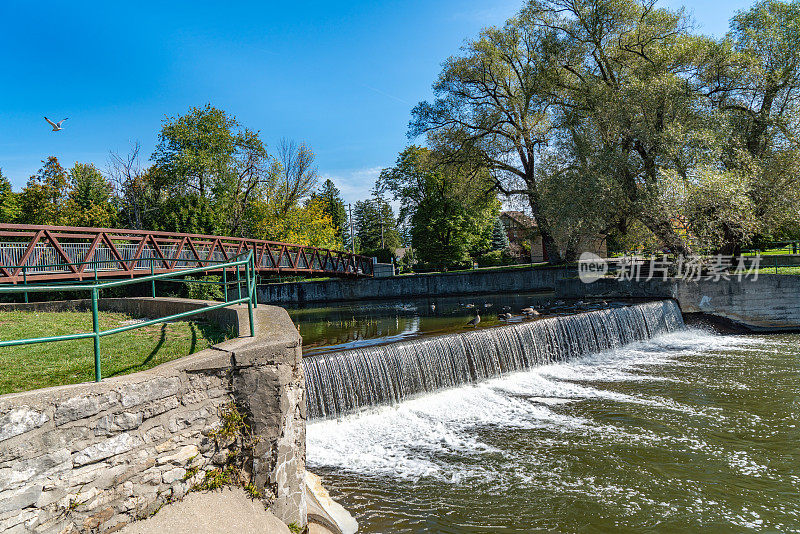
[307,329,760,480]
[307,327,800,533]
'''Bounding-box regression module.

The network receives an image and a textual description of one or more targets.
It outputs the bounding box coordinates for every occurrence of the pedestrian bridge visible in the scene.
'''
[0,224,372,283]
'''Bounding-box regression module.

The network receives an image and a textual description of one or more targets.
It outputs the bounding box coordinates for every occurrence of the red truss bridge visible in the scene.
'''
[0,224,373,283]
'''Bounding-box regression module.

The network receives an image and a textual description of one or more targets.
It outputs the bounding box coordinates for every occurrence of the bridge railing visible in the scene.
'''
[0,224,373,283]
[0,251,258,383]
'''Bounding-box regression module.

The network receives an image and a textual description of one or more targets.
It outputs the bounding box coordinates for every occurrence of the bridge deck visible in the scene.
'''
[0,224,372,283]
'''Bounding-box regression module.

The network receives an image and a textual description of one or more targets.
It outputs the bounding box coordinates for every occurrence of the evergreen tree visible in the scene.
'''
[379,145,499,270]
[63,163,117,227]
[18,157,68,225]
[491,217,510,251]
[0,169,19,223]
[353,192,400,253]
[312,179,349,246]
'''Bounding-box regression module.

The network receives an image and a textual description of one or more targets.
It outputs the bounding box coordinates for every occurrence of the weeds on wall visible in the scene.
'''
[193,402,262,497]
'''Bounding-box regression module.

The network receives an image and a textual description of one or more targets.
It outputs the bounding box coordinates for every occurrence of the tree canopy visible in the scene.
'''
[410,0,800,258]
[378,145,499,270]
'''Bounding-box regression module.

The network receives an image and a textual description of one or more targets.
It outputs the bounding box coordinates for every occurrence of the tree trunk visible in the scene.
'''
[526,187,563,264]
[638,211,694,257]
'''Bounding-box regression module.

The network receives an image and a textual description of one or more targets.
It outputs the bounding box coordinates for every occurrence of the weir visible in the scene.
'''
[303,300,684,420]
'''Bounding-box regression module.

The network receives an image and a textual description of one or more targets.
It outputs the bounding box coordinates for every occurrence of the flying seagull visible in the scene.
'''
[44,116,68,132]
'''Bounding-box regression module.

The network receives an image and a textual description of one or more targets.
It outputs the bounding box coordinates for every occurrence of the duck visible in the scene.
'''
[521,307,540,316]
[498,313,512,321]
[466,312,481,328]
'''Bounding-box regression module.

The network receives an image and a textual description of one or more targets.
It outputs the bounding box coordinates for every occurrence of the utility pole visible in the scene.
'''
[348,203,355,253]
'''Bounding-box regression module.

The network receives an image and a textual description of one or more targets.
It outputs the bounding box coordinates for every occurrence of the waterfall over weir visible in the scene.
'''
[303,300,684,420]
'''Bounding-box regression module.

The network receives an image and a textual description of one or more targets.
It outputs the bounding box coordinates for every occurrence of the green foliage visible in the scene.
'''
[243,483,262,500]
[210,402,252,445]
[407,0,800,259]
[379,146,498,270]
[0,169,19,223]
[312,179,349,246]
[361,247,395,264]
[183,465,200,482]
[193,466,237,491]
[152,104,270,236]
[353,192,401,252]
[491,218,510,252]
[63,163,117,227]
[18,156,68,225]
[477,250,503,267]
[184,275,224,301]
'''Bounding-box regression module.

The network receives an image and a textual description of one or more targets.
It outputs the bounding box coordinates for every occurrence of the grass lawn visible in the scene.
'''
[768,265,800,275]
[743,246,799,256]
[0,311,229,395]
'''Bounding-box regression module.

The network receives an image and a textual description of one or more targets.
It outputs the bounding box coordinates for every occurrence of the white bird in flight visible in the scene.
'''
[44,116,68,132]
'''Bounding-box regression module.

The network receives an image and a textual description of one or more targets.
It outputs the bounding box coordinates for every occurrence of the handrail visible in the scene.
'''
[0,252,258,383]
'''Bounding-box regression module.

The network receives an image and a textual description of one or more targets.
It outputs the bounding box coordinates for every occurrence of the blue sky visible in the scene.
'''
[0,0,753,204]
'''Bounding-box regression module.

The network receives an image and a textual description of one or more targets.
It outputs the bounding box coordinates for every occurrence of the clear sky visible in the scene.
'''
[0,0,754,205]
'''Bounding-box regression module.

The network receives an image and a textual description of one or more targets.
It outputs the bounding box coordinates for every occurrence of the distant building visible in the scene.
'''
[499,211,607,262]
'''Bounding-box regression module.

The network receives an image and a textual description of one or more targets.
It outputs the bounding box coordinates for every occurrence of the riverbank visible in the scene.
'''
[556,274,800,331]
[258,265,569,304]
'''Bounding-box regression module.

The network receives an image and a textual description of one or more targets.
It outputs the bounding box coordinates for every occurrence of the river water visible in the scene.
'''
[306,329,800,532]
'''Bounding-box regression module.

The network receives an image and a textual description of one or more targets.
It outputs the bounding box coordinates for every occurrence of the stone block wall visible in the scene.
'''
[258,266,570,304]
[556,274,800,331]
[0,302,306,533]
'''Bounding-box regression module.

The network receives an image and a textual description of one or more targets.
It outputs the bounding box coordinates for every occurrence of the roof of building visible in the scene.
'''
[500,210,537,228]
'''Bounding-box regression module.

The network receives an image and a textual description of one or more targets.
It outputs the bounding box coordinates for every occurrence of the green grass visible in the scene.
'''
[395,262,554,276]
[767,266,800,275]
[0,311,228,395]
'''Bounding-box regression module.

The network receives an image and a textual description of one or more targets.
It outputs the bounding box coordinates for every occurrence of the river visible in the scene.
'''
[306,328,800,532]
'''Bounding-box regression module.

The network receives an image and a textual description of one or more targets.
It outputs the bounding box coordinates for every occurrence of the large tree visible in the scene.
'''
[63,163,117,227]
[409,18,566,262]
[18,157,68,225]
[521,0,722,256]
[311,179,349,246]
[712,0,800,246]
[353,192,401,253]
[521,0,800,255]
[151,104,270,235]
[0,169,19,223]
[378,145,499,269]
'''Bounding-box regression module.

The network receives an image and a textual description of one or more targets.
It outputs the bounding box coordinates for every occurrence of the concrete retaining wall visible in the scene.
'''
[556,274,800,331]
[259,266,569,304]
[0,300,306,533]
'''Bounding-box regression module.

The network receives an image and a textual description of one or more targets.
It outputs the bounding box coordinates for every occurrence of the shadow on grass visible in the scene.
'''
[107,323,168,377]
[196,320,231,345]
[105,320,228,378]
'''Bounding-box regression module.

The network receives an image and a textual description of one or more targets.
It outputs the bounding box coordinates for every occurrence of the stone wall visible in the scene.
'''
[556,274,800,331]
[259,266,570,304]
[0,301,306,533]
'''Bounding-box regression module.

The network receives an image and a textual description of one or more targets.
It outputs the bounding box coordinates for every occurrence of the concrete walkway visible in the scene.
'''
[119,488,290,534]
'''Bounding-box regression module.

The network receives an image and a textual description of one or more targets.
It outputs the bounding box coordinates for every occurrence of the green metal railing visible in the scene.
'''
[0,252,258,382]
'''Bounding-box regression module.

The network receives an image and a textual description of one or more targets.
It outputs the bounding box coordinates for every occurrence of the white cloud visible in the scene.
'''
[320,166,383,205]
